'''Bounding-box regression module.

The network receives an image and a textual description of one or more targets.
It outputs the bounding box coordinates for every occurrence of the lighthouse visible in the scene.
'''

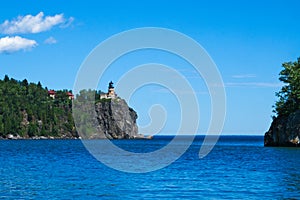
[100,81,117,99]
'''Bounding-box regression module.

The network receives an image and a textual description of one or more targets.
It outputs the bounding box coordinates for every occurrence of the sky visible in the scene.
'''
[0,0,299,135]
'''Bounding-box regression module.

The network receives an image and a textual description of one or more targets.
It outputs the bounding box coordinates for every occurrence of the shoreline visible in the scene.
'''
[0,135,80,140]
[0,135,266,140]
[0,134,153,140]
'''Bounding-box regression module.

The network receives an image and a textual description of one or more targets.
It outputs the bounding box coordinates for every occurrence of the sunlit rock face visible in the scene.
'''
[94,98,139,139]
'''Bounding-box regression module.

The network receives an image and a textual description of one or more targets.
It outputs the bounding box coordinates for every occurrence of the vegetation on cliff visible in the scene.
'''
[274,58,300,116]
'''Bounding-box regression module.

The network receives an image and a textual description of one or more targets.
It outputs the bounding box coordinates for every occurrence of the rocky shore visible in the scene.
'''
[0,134,80,140]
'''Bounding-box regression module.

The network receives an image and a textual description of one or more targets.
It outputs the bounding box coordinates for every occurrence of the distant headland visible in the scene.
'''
[0,76,146,140]
[264,58,300,147]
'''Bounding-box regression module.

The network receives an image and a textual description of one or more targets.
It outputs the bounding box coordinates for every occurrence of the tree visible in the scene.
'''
[4,75,9,82]
[21,79,29,87]
[37,81,42,88]
[274,58,300,116]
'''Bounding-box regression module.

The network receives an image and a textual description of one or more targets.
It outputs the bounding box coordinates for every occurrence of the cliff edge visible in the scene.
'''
[264,110,300,147]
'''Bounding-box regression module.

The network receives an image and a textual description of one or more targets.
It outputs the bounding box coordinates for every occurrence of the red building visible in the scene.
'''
[48,90,56,99]
[67,92,74,100]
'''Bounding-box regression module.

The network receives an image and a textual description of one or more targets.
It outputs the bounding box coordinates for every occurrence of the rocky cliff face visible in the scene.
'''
[264,110,300,147]
[92,98,140,139]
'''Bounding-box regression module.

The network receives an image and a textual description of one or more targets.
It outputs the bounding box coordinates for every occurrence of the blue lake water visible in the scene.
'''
[0,136,300,199]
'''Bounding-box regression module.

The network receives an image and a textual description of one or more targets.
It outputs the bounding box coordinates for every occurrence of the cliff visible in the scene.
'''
[94,98,140,139]
[74,97,143,139]
[264,110,300,147]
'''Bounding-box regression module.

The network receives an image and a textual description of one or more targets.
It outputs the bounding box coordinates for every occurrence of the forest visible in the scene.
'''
[0,75,77,138]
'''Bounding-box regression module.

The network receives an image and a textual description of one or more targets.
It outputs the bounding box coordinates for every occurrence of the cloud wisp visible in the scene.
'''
[226,82,282,88]
[232,74,257,79]
[44,36,57,44]
[0,12,73,34]
[0,36,37,53]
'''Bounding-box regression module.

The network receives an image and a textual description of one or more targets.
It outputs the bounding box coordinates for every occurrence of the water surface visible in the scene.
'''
[0,136,299,199]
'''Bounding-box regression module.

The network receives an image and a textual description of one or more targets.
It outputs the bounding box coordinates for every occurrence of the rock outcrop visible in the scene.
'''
[264,110,300,147]
[74,97,146,139]
[94,98,140,139]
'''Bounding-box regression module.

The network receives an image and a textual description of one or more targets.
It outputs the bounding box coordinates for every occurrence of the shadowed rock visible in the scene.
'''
[264,110,300,147]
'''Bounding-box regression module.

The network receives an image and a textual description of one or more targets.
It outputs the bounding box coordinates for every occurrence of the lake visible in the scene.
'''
[0,136,299,199]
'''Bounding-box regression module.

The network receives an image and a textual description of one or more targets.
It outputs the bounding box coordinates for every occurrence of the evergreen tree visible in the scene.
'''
[274,58,300,116]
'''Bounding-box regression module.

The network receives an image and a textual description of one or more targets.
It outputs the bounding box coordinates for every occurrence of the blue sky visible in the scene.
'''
[0,0,299,135]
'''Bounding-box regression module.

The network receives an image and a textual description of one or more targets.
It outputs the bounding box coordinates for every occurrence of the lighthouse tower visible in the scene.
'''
[100,81,117,99]
[107,81,116,98]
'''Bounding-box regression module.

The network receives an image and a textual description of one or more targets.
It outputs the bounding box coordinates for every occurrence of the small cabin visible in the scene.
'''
[67,92,74,100]
[48,90,56,99]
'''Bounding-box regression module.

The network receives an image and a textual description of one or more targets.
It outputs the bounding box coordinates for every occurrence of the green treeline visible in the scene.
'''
[0,75,76,138]
[274,58,300,116]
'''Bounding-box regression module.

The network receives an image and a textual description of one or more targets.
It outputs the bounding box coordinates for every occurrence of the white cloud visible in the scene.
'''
[232,74,257,79]
[0,36,37,53]
[44,36,57,44]
[0,12,73,34]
